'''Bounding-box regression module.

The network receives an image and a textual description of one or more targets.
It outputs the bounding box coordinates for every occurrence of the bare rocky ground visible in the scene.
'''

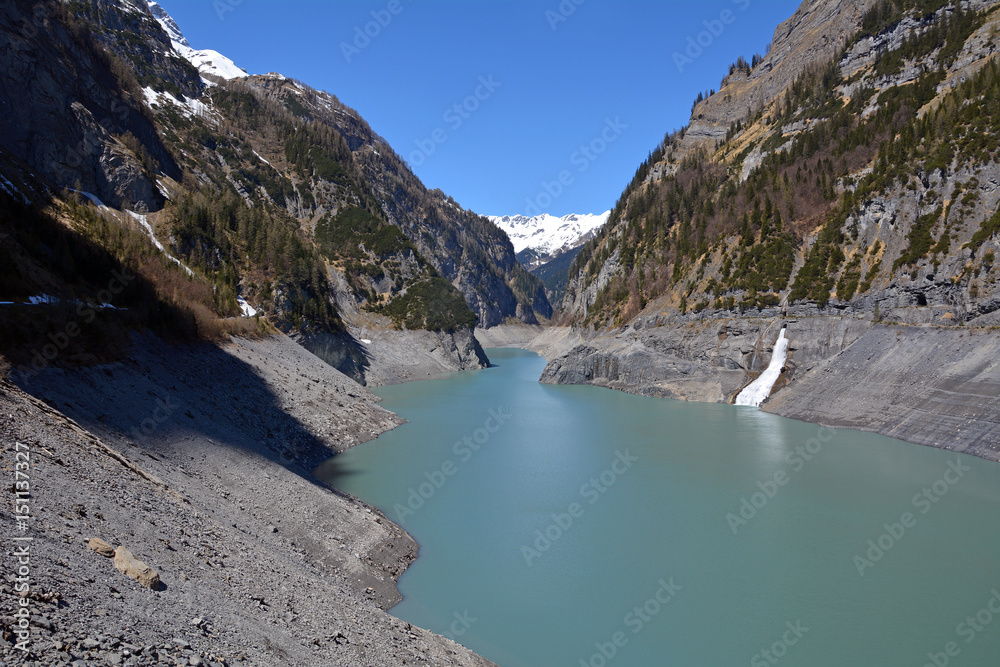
[297,326,489,387]
[0,333,497,666]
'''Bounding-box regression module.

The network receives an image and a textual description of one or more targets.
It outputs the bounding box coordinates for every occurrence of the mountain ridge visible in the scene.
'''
[0,0,551,379]
[489,211,609,260]
[488,211,609,307]
[561,0,1000,328]
[146,1,247,80]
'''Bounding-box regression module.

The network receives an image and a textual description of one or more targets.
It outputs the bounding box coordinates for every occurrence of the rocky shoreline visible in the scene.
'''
[482,318,1000,463]
[5,315,997,665]
[0,333,497,666]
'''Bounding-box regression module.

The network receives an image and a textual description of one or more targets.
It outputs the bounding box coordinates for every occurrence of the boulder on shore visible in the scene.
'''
[114,546,161,590]
[87,537,115,558]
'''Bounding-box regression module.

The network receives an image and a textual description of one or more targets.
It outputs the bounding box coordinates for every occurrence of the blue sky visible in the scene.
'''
[164,0,801,217]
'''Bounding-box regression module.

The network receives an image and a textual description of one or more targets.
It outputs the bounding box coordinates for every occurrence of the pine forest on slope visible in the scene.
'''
[0,0,550,372]
[565,0,1000,329]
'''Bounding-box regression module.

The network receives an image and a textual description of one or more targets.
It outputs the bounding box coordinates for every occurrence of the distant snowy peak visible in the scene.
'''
[489,211,610,256]
[146,1,247,80]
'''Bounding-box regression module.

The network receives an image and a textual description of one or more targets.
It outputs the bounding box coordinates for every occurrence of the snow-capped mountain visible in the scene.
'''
[490,211,610,259]
[147,1,247,80]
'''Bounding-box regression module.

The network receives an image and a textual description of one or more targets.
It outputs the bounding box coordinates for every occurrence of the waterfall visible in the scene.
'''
[735,328,789,407]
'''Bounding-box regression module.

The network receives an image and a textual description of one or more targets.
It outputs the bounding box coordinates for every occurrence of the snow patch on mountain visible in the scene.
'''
[0,174,29,205]
[126,210,195,277]
[142,87,215,121]
[489,211,610,256]
[147,1,247,80]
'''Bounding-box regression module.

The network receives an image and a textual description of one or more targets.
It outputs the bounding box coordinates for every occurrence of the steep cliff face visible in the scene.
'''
[564,0,1000,329]
[679,0,876,159]
[763,324,1000,461]
[0,0,549,344]
[0,0,179,211]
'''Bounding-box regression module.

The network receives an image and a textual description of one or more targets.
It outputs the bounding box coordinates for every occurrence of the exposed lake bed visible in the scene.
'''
[328,348,1000,667]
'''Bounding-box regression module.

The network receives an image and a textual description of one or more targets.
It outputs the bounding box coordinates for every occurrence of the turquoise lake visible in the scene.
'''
[325,349,1000,666]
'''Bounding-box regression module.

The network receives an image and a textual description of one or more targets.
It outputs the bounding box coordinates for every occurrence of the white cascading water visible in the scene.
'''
[735,328,789,407]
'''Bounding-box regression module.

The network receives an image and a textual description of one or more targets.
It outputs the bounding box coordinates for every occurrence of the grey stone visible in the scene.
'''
[764,325,1000,461]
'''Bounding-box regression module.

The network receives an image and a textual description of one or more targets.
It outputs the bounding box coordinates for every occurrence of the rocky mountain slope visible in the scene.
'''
[675,0,877,160]
[0,333,497,666]
[0,0,549,373]
[538,0,1000,460]
[564,0,1000,327]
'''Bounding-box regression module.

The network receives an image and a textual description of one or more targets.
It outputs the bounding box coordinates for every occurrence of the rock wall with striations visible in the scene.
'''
[679,0,876,157]
[763,324,1000,462]
[540,313,873,403]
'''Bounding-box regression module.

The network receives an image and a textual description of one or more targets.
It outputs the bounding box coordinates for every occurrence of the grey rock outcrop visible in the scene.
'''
[764,324,1000,461]
[561,246,621,320]
[541,315,872,403]
[297,327,489,387]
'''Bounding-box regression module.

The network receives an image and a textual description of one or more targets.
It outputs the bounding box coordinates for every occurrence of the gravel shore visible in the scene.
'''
[0,333,497,666]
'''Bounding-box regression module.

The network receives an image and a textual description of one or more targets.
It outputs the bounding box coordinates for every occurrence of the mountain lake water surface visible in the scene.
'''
[324,348,1000,666]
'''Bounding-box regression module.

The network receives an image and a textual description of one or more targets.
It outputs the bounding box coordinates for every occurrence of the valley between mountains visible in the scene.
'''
[3,0,1000,664]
